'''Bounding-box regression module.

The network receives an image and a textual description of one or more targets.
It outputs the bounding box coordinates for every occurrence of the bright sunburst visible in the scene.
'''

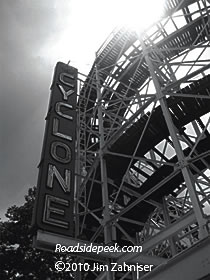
[42,0,166,73]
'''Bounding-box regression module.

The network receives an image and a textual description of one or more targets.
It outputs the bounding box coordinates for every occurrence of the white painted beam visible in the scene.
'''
[140,236,210,280]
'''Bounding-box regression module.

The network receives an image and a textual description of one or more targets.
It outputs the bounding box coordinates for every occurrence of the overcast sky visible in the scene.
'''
[0,0,118,220]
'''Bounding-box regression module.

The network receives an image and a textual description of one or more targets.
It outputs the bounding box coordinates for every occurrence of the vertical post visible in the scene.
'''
[75,136,80,279]
[162,197,177,256]
[140,38,208,239]
[75,82,82,280]
[75,109,81,239]
[95,62,112,244]
[95,61,113,280]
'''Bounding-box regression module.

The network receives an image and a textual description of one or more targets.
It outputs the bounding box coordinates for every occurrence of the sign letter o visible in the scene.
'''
[51,141,72,163]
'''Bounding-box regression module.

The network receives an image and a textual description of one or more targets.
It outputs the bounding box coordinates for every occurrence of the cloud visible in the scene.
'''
[0,0,73,216]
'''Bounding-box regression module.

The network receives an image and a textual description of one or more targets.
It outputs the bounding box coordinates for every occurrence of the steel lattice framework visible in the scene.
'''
[74,0,210,279]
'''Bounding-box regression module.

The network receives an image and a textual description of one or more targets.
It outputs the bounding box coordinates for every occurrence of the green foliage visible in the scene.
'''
[0,187,73,280]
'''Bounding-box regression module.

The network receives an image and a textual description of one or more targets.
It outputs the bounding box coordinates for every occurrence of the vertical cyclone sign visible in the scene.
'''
[33,62,77,237]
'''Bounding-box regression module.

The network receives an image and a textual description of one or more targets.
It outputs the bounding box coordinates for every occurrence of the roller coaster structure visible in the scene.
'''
[36,0,210,279]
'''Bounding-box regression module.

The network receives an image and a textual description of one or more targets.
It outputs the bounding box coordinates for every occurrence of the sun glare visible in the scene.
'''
[41,0,166,74]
